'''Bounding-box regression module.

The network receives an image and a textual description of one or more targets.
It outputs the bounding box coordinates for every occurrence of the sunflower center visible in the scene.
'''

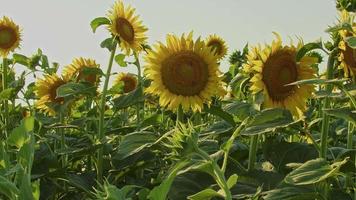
[0,26,17,49]
[121,76,137,93]
[207,40,222,56]
[116,18,134,42]
[161,51,209,96]
[262,50,298,101]
[343,44,356,70]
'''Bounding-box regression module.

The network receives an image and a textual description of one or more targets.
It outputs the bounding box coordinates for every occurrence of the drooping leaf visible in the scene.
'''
[187,189,222,200]
[284,158,348,185]
[296,41,323,61]
[56,82,97,98]
[112,88,144,110]
[7,117,34,149]
[345,36,356,49]
[90,17,110,33]
[323,107,356,125]
[241,108,294,135]
[204,105,235,126]
[264,186,319,200]
[115,54,127,67]
[100,37,116,51]
[148,160,189,200]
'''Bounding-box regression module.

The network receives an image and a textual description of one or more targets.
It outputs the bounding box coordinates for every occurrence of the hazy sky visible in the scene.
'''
[1,0,337,76]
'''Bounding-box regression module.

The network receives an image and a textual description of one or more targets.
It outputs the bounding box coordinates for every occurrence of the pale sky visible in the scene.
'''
[1,0,337,77]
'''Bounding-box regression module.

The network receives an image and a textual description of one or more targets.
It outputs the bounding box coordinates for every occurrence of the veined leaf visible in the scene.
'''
[90,17,110,33]
[284,158,348,185]
[323,107,356,125]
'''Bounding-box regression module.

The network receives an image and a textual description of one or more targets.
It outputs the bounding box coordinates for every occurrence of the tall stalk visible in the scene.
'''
[134,53,143,127]
[176,105,184,125]
[247,134,259,172]
[320,50,337,159]
[97,41,117,183]
[2,57,9,138]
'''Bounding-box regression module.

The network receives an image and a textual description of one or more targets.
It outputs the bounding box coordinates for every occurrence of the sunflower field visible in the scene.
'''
[0,0,355,199]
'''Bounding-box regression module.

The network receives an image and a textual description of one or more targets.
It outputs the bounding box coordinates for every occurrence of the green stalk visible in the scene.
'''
[320,50,337,159]
[346,122,354,189]
[176,105,184,125]
[2,58,8,138]
[59,112,66,168]
[134,53,143,127]
[222,119,248,172]
[97,41,117,183]
[247,135,259,172]
[196,147,232,200]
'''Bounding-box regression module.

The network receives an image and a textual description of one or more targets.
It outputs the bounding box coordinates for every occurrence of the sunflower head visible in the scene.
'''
[0,16,21,57]
[62,57,100,85]
[245,33,317,118]
[205,34,228,60]
[337,10,356,78]
[35,74,69,115]
[114,72,138,93]
[144,33,226,112]
[107,1,148,55]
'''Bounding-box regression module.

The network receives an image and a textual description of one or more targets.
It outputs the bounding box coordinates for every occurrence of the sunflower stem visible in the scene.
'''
[134,53,143,128]
[247,134,259,172]
[196,147,232,200]
[176,105,184,125]
[320,49,337,159]
[346,122,354,189]
[2,57,9,139]
[97,40,117,184]
[222,119,248,173]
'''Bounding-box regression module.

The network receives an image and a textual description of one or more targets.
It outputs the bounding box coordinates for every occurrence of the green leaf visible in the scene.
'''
[7,117,34,149]
[112,132,157,161]
[325,22,354,33]
[56,82,97,98]
[100,37,116,51]
[224,101,254,122]
[241,108,294,135]
[226,174,238,189]
[13,53,30,66]
[0,175,19,199]
[0,88,15,100]
[113,88,144,110]
[187,189,222,200]
[323,107,356,125]
[115,54,127,67]
[346,36,356,49]
[204,105,235,126]
[19,173,35,200]
[264,186,319,200]
[90,17,110,33]
[296,41,323,61]
[284,158,348,185]
[148,160,189,200]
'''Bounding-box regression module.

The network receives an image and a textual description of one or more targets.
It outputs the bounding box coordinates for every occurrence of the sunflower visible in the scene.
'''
[35,74,68,115]
[107,1,148,55]
[245,33,317,118]
[144,33,226,112]
[337,10,356,78]
[205,34,228,60]
[114,72,138,93]
[62,57,100,85]
[0,16,21,57]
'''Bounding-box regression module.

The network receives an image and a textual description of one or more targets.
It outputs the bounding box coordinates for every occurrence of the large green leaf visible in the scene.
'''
[241,108,294,135]
[264,186,319,200]
[90,17,110,33]
[112,131,157,161]
[148,160,189,200]
[346,36,356,49]
[204,105,235,126]
[223,101,254,122]
[284,158,348,185]
[323,107,356,126]
[56,82,97,98]
[296,41,323,61]
[112,88,144,110]
[8,117,34,149]
[115,54,127,67]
